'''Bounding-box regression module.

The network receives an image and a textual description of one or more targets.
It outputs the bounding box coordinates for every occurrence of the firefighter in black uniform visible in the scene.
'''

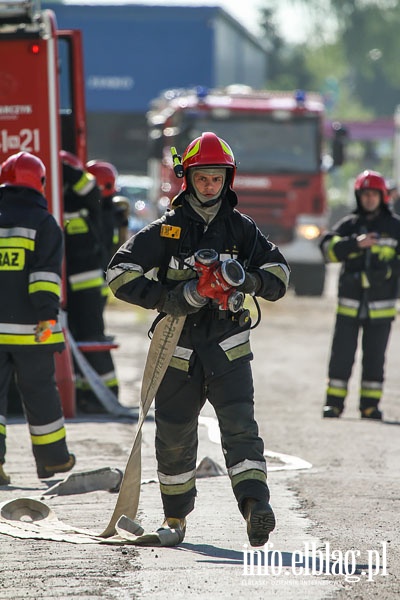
[85,160,129,307]
[320,170,400,420]
[0,151,75,484]
[61,151,119,413]
[107,132,290,547]
[85,160,121,268]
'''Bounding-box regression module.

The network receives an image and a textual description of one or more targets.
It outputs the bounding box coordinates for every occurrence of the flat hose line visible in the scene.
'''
[100,314,186,538]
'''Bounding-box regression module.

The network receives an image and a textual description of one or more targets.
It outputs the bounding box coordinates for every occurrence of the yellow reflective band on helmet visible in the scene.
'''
[219,139,234,158]
[183,140,200,163]
[30,426,66,446]
[29,281,61,296]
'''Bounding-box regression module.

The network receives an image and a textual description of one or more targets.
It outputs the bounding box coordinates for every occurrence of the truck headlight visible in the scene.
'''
[296,223,322,240]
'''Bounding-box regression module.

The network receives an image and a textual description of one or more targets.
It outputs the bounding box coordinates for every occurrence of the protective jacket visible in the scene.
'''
[320,206,400,322]
[62,163,105,292]
[0,186,64,351]
[107,188,290,361]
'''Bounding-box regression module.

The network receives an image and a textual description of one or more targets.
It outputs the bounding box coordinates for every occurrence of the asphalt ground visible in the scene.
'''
[0,264,399,600]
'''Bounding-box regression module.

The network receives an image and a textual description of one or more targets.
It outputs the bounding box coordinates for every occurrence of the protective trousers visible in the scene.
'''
[155,359,269,519]
[67,286,119,407]
[0,350,70,469]
[67,286,105,342]
[326,316,392,411]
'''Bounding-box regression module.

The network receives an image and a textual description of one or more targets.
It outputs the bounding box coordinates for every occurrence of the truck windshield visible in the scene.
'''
[179,114,320,174]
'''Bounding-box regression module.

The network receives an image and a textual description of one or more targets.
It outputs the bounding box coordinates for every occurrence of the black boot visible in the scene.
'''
[243,498,276,547]
[322,397,344,418]
[360,406,382,420]
[37,453,76,479]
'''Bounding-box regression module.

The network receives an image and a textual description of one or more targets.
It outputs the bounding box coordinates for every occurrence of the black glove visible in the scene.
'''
[236,272,262,295]
[156,282,203,317]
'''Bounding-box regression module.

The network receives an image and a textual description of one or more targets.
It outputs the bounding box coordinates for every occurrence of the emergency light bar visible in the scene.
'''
[0,0,40,24]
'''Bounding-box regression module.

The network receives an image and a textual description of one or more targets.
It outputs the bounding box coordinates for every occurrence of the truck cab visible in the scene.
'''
[147,86,328,296]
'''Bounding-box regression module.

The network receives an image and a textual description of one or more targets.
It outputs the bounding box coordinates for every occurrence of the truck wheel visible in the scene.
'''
[292,264,325,297]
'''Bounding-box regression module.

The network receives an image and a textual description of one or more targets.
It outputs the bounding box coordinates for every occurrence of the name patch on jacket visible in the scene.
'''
[160,224,181,239]
[0,248,25,270]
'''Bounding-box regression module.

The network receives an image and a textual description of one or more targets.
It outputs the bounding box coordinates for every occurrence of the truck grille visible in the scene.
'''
[238,192,294,244]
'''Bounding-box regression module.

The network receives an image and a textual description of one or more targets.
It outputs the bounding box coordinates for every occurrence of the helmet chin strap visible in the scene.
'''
[194,192,222,207]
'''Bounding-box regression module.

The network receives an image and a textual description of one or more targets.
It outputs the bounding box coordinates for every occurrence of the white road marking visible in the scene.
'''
[199,416,312,472]
[264,449,312,471]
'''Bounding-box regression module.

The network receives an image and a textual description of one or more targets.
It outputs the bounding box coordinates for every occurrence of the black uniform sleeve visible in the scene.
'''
[319,217,360,262]
[239,215,290,301]
[107,220,168,309]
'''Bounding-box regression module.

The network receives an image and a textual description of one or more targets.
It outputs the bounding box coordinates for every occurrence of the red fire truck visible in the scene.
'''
[147,85,329,296]
[0,0,87,416]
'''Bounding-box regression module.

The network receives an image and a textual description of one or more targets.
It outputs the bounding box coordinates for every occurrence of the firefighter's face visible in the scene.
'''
[192,170,225,198]
[359,189,381,212]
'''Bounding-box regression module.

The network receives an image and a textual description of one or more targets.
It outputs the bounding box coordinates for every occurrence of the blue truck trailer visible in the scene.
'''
[43,2,268,172]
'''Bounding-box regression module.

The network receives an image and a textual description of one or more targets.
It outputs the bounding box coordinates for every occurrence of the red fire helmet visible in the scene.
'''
[86,160,118,197]
[0,152,46,194]
[181,132,236,190]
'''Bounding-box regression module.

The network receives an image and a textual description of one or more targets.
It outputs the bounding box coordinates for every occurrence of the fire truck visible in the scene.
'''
[0,0,88,416]
[147,85,329,296]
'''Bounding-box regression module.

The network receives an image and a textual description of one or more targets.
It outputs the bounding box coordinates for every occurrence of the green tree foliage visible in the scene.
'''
[259,6,313,91]
[259,0,400,117]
